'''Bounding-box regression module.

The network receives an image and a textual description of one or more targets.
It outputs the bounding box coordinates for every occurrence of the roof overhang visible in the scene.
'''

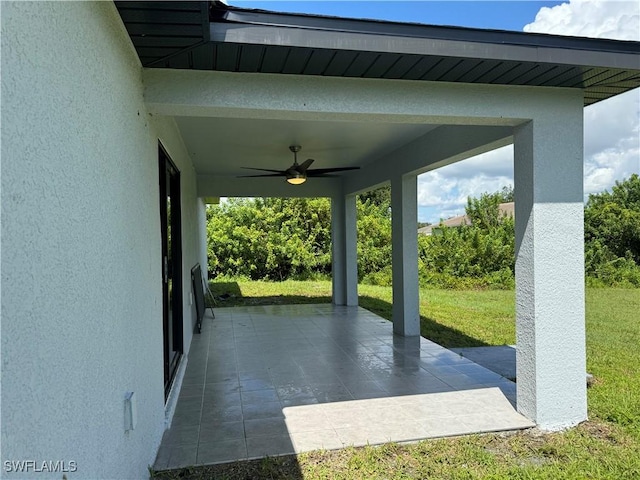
[115,1,639,106]
[114,1,639,197]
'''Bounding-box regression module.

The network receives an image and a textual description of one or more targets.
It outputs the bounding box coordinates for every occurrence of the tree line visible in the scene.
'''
[206,174,639,288]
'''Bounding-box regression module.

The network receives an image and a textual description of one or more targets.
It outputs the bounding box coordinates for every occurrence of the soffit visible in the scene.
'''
[175,116,439,176]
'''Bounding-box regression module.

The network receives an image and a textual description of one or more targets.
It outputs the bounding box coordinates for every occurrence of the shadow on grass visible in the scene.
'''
[208,281,332,307]
[208,282,488,349]
[358,295,490,349]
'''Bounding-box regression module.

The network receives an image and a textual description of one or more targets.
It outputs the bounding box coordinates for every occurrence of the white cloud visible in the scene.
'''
[418,146,514,222]
[583,89,640,196]
[523,0,639,40]
[417,0,639,223]
[434,146,514,180]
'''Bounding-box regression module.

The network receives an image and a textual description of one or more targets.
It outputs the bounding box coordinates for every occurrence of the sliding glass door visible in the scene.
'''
[159,144,183,399]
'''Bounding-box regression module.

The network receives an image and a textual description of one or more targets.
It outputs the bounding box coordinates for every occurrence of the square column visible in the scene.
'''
[514,114,587,430]
[197,198,208,282]
[391,175,420,336]
[331,195,358,306]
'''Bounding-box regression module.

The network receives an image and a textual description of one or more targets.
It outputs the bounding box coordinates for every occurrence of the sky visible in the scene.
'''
[230,0,640,223]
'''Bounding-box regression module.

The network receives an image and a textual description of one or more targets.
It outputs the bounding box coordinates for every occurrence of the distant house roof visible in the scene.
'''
[499,202,515,218]
[115,1,640,106]
[419,202,514,235]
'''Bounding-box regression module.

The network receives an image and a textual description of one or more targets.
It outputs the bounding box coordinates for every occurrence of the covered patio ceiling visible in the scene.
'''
[175,117,439,177]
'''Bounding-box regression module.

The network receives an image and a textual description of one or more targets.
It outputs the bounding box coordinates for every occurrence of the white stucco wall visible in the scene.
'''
[1,2,199,478]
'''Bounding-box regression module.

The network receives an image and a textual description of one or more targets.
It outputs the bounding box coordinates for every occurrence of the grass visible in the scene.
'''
[154,281,640,480]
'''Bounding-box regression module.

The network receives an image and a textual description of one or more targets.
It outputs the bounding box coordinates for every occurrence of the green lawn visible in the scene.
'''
[155,281,640,479]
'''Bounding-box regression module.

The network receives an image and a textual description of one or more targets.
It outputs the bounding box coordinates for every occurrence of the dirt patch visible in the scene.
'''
[579,419,630,446]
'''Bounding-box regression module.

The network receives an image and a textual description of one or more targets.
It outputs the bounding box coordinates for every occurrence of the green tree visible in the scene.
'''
[466,192,503,230]
[356,194,392,284]
[465,187,513,230]
[418,200,515,289]
[359,185,391,208]
[585,174,640,262]
[584,174,640,286]
[499,185,514,202]
[206,193,394,282]
[207,197,332,280]
[413,187,516,289]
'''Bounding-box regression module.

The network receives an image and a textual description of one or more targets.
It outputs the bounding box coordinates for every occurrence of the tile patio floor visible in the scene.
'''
[154,304,533,470]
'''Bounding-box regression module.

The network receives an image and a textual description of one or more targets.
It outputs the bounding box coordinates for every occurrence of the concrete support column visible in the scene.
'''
[331,195,358,306]
[391,175,420,336]
[197,198,208,282]
[514,115,587,430]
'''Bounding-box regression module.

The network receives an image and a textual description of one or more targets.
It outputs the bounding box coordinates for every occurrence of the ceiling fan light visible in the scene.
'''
[286,176,306,185]
[286,171,306,185]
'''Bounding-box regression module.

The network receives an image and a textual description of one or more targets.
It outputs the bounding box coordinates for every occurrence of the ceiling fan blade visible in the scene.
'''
[237,173,285,178]
[240,167,286,174]
[298,158,314,172]
[239,148,359,181]
[307,167,361,175]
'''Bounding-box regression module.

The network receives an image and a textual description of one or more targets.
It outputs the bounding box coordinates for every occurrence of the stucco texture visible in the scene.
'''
[1,2,198,478]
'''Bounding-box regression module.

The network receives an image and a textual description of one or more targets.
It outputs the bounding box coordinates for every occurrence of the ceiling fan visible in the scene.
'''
[238,145,360,185]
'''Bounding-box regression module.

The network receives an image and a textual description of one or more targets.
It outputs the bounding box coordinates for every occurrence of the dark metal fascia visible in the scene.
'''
[211,3,640,56]
[209,22,639,72]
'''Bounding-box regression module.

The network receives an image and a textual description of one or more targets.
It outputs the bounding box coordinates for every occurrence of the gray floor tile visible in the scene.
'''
[167,444,197,469]
[276,384,314,399]
[241,388,280,405]
[171,409,202,427]
[437,373,486,389]
[311,383,354,403]
[281,396,319,407]
[246,434,296,458]
[204,381,241,397]
[199,420,245,444]
[201,404,244,424]
[163,424,200,447]
[181,372,206,386]
[345,380,386,396]
[197,439,248,465]
[384,384,421,395]
[179,383,205,398]
[184,362,206,376]
[205,371,239,384]
[203,389,242,408]
[153,443,172,470]
[238,365,271,383]
[270,373,307,385]
[240,378,275,393]
[305,372,345,384]
[413,380,455,394]
[244,417,290,438]
[242,401,284,420]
